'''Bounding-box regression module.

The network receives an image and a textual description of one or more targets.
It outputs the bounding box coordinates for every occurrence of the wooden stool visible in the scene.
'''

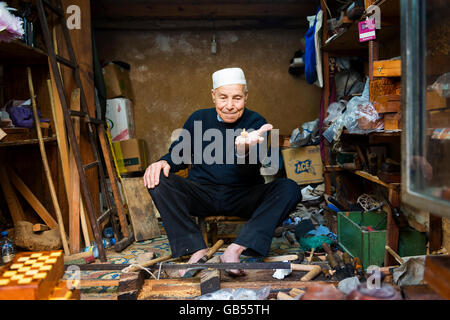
[198,216,248,246]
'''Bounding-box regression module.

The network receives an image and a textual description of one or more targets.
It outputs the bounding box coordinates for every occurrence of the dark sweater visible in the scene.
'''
[160,108,268,186]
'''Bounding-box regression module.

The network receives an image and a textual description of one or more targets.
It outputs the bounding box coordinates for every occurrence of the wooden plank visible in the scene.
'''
[98,125,130,238]
[373,59,401,77]
[199,255,221,295]
[7,168,58,229]
[424,255,450,299]
[117,271,145,300]
[384,187,400,266]
[0,166,26,226]
[121,177,161,242]
[58,0,98,243]
[69,88,81,253]
[27,67,70,256]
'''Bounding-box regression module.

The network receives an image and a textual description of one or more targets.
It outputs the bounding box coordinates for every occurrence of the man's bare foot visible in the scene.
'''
[220,243,247,276]
[179,248,208,277]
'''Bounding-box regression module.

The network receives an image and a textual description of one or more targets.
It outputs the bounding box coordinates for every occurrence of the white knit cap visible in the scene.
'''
[212,67,247,90]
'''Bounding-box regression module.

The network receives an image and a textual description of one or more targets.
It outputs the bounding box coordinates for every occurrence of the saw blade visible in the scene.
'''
[154,261,291,270]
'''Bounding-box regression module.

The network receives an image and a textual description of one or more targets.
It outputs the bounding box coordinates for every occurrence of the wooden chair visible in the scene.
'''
[198,216,248,246]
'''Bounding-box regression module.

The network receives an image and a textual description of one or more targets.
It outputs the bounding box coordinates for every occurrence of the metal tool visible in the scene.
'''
[183,240,224,278]
[158,261,291,272]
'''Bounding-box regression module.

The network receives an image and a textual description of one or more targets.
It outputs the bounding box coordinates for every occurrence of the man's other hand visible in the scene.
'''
[144,160,171,189]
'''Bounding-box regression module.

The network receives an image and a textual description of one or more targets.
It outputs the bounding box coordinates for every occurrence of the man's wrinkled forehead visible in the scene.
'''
[214,84,246,96]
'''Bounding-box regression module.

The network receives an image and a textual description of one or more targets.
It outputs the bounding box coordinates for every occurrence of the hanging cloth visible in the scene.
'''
[303,7,321,85]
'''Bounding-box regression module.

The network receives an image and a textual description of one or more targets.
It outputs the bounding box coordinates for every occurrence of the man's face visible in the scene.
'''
[212,84,247,123]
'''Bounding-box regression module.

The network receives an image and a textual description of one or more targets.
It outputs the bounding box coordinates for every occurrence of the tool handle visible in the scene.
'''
[385,245,404,264]
[206,239,224,259]
[138,254,172,270]
[322,243,333,255]
[300,266,322,281]
[291,264,320,272]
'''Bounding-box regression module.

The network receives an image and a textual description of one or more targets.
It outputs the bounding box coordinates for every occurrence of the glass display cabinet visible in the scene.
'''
[402,0,450,218]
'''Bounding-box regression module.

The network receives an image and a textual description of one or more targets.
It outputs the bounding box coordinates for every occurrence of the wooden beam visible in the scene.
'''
[7,167,58,229]
[0,166,26,226]
[92,2,317,20]
[69,88,81,253]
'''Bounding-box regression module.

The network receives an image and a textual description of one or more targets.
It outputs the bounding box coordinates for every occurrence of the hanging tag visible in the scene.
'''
[358,18,376,42]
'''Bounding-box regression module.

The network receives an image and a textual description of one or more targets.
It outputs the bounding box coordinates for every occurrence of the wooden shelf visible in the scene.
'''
[0,136,56,147]
[324,165,400,190]
[0,40,48,65]
[342,129,401,137]
[322,0,400,55]
[352,170,400,190]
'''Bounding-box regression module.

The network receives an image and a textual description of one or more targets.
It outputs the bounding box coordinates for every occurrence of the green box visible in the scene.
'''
[337,211,387,270]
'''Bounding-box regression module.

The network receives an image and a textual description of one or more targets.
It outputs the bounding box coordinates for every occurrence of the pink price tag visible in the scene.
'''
[358,18,376,42]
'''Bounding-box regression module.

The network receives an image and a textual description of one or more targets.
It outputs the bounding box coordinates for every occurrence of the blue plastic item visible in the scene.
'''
[303,7,321,84]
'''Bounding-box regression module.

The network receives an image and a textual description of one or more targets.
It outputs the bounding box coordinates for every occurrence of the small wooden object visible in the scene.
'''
[291,264,322,281]
[289,288,305,298]
[0,250,64,300]
[33,224,50,233]
[373,60,401,77]
[277,291,294,300]
[375,94,401,114]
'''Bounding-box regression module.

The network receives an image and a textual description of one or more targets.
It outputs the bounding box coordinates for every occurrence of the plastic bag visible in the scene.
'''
[429,72,450,97]
[196,286,271,300]
[324,101,346,125]
[343,78,383,134]
[290,119,319,147]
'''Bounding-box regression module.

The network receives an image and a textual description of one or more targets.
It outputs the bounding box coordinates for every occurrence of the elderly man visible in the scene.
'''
[144,67,301,275]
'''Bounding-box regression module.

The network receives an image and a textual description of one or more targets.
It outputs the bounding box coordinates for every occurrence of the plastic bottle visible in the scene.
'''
[84,238,116,259]
[1,231,15,264]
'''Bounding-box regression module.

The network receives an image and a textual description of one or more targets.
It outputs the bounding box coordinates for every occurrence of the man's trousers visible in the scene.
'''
[148,172,301,258]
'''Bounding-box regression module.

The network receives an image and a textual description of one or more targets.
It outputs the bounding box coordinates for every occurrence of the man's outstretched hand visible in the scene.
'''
[235,123,273,155]
[144,160,171,189]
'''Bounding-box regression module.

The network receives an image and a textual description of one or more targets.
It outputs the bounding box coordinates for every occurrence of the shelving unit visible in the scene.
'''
[320,0,402,267]
[0,37,67,227]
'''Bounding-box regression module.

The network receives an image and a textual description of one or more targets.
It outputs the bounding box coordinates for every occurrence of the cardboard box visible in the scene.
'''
[103,63,134,99]
[106,98,135,142]
[282,146,323,185]
[112,138,148,174]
